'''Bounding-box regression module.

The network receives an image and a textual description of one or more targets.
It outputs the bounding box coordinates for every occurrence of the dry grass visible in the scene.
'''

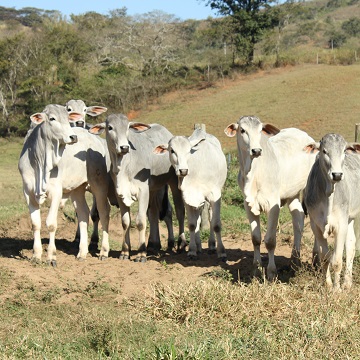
[136,63,360,151]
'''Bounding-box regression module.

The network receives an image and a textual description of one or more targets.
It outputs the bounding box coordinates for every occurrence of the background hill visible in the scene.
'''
[134,63,360,150]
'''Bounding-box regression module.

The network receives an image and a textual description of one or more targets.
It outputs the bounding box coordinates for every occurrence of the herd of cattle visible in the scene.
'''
[17,100,360,291]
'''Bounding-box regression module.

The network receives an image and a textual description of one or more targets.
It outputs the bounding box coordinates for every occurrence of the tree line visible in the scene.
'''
[0,0,360,136]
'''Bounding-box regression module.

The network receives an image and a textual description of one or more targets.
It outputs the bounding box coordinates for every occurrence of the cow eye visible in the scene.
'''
[66,107,72,112]
[322,149,327,155]
[49,116,56,121]
[108,125,113,131]
[240,128,246,134]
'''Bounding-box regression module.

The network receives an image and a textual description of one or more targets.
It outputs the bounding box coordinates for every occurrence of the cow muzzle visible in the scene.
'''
[178,169,188,177]
[331,172,343,182]
[117,145,129,155]
[251,148,262,158]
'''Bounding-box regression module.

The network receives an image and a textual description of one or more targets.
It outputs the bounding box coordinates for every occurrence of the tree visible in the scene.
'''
[202,0,275,64]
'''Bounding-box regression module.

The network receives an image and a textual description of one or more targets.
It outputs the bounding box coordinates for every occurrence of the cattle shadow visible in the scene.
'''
[101,245,305,285]
[0,235,311,285]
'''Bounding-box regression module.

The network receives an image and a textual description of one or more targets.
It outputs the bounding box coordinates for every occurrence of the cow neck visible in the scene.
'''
[31,123,66,204]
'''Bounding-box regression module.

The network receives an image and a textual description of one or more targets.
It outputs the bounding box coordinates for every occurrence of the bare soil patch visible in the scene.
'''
[0,209,315,305]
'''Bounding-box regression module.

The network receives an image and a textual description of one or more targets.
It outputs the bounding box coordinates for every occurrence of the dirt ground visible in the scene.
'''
[0,208,315,303]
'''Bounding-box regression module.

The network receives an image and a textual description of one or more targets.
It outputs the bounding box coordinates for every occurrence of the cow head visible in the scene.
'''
[224,116,280,158]
[305,133,360,183]
[154,129,206,179]
[65,99,107,128]
[90,113,151,174]
[31,104,80,145]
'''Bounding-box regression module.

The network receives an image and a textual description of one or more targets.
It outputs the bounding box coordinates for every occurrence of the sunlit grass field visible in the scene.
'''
[1,64,360,359]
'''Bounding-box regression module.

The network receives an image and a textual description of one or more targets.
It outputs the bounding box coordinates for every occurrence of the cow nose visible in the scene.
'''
[332,172,343,182]
[251,148,262,157]
[70,135,78,143]
[75,120,85,128]
[119,145,129,154]
[179,169,188,176]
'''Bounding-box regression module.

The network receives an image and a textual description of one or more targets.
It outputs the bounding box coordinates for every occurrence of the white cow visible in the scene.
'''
[304,133,360,290]
[154,128,227,261]
[18,105,80,265]
[90,114,186,262]
[225,115,316,280]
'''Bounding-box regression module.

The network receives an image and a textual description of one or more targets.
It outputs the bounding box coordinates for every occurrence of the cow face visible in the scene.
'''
[224,116,280,158]
[154,130,205,178]
[31,104,80,145]
[65,99,108,128]
[318,133,360,183]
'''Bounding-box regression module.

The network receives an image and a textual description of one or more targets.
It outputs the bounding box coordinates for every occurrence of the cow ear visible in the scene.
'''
[189,129,206,148]
[345,143,360,154]
[130,122,151,132]
[68,112,83,122]
[303,142,320,154]
[89,122,106,135]
[154,145,169,154]
[30,113,45,125]
[224,123,238,137]
[86,106,108,117]
[262,124,280,136]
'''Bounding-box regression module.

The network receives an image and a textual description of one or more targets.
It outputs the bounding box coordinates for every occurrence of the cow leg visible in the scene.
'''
[310,220,332,288]
[207,205,216,254]
[134,191,149,263]
[244,202,263,276]
[26,191,42,262]
[147,191,162,254]
[45,190,62,267]
[169,183,186,252]
[343,220,356,290]
[90,195,100,245]
[288,198,305,269]
[71,186,90,261]
[264,204,280,281]
[119,201,131,260]
[186,204,201,260]
[163,203,175,252]
[210,198,226,261]
[90,188,110,261]
[331,220,348,291]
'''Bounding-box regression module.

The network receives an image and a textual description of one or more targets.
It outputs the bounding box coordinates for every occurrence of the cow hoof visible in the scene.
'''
[99,255,108,261]
[219,257,228,263]
[208,249,217,255]
[119,254,130,260]
[76,257,85,262]
[47,260,57,267]
[30,257,41,264]
[134,256,147,263]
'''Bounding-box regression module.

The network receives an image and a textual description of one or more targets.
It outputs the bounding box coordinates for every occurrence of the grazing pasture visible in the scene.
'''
[0,64,360,358]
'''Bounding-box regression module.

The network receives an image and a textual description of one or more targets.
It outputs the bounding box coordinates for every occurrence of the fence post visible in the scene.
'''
[355,124,360,252]
[194,123,210,230]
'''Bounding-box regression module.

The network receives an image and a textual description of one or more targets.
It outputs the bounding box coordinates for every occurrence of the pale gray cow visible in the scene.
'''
[18,105,80,265]
[225,115,316,280]
[63,99,107,242]
[65,99,107,129]
[304,133,360,290]
[154,129,227,261]
[90,114,185,262]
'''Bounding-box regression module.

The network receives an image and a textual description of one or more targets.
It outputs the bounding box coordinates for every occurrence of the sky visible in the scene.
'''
[1,0,219,21]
